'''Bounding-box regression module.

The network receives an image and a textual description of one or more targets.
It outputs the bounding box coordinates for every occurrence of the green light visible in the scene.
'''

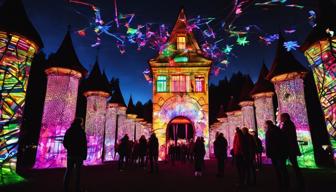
[0,167,25,186]
[174,56,188,63]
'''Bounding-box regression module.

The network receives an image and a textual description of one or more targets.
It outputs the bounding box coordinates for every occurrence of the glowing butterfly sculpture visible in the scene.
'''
[283,41,299,51]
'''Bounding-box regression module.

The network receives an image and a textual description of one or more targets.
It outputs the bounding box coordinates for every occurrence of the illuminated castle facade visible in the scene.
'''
[149,10,212,160]
[35,31,87,168]
[0,0,42,171]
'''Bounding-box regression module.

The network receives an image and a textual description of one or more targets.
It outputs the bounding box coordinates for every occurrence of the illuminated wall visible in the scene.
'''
[226,111,242,150]
[126,116,136,141]
[304,38,336,147]
[84,93,108,165]
[35,70,81,168]
[0,32,38,171]
[104,103,118,161]
[252,92,275,146]
[153,94,209,160]
[240,101,256,131]
[273,76,316,168]
[117,111,127,140]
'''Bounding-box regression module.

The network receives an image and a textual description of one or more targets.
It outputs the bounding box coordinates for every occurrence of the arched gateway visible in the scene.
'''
[149,9,212,160]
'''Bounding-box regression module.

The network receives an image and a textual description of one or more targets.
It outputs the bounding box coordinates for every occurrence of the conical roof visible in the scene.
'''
[266,34,307,81]
[301,0,336,51]
[216,105,227,118]
[238,76,254,102]
[250,63,274,96]
[0,0,43,48]
[226,97,240,112]
[135,101,144,119]
[83,60,110,94]
[126,96,136,115]
[109,78,126,107]
[47,30,87,76]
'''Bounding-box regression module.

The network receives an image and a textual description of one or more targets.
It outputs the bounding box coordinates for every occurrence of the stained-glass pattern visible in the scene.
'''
[35,73,81,168]
[85,94,108,165]
[154,95,208,160]
[240,102,256,131]
[273,78,316,168]
[171,75,190,92]
[0,32,37,171]
[104,105,118,161]
[304,38,336,145]
[253,94,275,153]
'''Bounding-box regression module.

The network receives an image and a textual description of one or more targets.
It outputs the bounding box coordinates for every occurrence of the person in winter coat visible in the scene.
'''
[148,133,159,173]
[265,120,289,190]
[63,118,87,192]
[280,113,305,190]
[194,137,206,176]
[214,133,228,177]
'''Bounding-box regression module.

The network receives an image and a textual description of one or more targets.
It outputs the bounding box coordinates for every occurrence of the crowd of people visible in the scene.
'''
[62,112,306,192]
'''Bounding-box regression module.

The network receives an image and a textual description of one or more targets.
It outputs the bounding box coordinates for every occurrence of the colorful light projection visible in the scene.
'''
[117,108,127,139]
[239,101,256,131]
[35,69,82,168]
[84,93,109,165]
[104,103,118,161]
[0,32,38,171]
[153,95,209,160]
[304,37,336,147]
[226,111,242,150]
[126,114,136,141]
[272,76,316,168]
[252,92,275,148]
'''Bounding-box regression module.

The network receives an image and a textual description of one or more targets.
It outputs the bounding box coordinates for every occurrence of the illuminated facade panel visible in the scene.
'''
[0,32,37,171]
[104,105,117,161]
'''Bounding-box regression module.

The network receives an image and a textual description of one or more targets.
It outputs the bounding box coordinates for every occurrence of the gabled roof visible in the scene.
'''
[301,0,336,51]
[109,78,126,107]
[266,34,307,80]
[149,9,212,65]
[83,60,110,94]
[126,96,136,115]
[238,76,254,102]
[250,63,274,96]
[47,30,87,76]
[0,0,43,48]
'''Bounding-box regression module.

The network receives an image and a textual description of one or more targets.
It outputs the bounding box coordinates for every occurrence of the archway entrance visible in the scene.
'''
[166,116,194,146]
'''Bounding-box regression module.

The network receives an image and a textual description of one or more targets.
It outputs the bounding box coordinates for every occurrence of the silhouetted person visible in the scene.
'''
[242,127,256,185]
[255,135,263,170]
[265,120,289,191]
[233,127,245,186]
[148,133,159,173]
[118,134,129,171]
[139,135,147,168]
[194,137,206,176]
[280,113,305,191]
[63,118,87,192]
[214,133,228,177]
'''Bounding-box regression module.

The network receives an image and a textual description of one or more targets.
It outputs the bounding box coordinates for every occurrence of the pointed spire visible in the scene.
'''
[216,105,227,118]
[0,0,43,48]
[239,76,254,102]
[266,34,307,81]
[250,62,274,96]
[226,97,240,112]
[109,78,126,107]
[47,29,87,76]
[83,59,110,94]
[126,96,136,115]
[301,0,336,51]
[135,101,144,119]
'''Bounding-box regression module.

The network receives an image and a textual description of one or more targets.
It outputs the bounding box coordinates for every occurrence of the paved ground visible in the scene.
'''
[1,160,335,192]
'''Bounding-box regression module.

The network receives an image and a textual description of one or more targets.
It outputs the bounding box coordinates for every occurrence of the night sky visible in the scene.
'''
[1,0,320,102]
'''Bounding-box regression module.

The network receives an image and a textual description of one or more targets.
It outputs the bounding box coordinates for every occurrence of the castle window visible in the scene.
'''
[171,75,190,92]
[177,36,186,50]
[195,76,205,92]
[157,76,167,92]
